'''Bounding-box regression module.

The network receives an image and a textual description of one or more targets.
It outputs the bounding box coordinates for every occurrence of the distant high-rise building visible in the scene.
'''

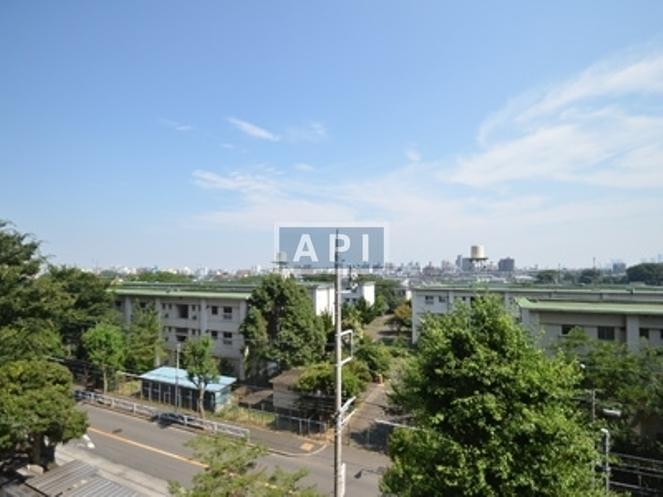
[498,257,515,272]
[612,261,626,274]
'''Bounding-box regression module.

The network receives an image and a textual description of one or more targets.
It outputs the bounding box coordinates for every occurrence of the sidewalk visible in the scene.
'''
[245,423,328,457]
[56,443,169,497]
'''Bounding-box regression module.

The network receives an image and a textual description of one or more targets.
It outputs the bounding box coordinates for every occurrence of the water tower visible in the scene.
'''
[469,245,488,271]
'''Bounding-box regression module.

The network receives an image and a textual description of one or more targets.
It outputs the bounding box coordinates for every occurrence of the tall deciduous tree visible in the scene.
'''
[382,297,603,497]
[126,303,164,373]
[240,275,325,374]
[168,434,321,497]
[182,337,218,418]
[83,322,126,393]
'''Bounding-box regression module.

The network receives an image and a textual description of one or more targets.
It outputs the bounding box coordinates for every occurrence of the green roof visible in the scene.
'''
[516,298,663,316]
[112,287,251,300]
[412,284,663,294]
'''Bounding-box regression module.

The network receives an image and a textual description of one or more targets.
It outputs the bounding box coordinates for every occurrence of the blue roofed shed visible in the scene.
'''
[139,366,236,413]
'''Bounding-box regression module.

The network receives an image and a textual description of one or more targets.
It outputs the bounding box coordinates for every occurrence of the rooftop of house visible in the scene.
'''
[139,366,236,393]
[516,298,663,316]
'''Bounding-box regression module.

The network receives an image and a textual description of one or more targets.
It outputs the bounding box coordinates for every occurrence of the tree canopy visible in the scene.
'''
[126,303,164,373]
[42,265,116,356]
[627,263,663,286]
[381,297,603,497]
[182,337,219,417]
[0,221,87,469]
[83,322,126,393]
[240,275,325,375]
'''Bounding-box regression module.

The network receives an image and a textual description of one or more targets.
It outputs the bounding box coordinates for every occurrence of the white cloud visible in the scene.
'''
[191,48,663,267]
[192,169,280,195]
[228,117,280,142]
[284,122,328,143]
[159,118,192,132]
[451,49,663,189]
[405,147,422,163]
[293,163,315,172]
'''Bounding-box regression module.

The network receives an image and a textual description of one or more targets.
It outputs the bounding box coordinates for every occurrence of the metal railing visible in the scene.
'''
[75,390,250,440]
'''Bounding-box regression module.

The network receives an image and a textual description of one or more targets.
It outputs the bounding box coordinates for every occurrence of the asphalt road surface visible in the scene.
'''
[80,405,389,496]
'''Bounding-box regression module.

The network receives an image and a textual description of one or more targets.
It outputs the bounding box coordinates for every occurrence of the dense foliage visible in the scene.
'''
[83,322,126,393]
[126,303,165,373]
[42,265,116,356]
[169,434,322,497]
[0,221,88,468]
[381,297,603,497]
[182,337,219,417]
[295,361,371,400]
[627,263,663,286]
[558,328,663,458]
[240,275,325,375]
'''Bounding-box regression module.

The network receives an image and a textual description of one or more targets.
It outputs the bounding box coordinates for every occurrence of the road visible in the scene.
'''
[80,405,388,496]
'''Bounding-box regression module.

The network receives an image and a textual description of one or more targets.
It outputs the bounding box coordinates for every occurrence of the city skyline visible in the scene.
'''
[2,2,663,269]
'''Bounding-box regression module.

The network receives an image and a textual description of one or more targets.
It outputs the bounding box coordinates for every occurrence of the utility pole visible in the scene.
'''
[333,230,354,497]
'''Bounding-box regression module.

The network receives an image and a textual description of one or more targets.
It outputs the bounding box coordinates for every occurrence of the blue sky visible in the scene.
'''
[2,1,663,270]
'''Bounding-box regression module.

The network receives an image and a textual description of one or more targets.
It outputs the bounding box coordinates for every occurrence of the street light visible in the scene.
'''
[600,428,610,497]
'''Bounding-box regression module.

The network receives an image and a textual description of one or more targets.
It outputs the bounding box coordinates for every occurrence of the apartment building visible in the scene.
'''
[518,298,663,353]
[114,281,336,379]
[115,286,250,378]
[411,284,663,347]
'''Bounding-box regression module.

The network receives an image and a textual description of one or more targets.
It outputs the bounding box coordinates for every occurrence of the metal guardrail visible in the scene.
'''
[75,390,250,440]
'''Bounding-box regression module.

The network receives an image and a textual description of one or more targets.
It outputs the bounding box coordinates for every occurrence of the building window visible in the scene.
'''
[438,296,446,303]
[176,304,189,319]
[176,335,186,343]
[598,326,615,341]
[561,325,575,336]
[211,331,218,339]
[424,295,434,305]
[162,303,167,310]
[223,306,233,320]
[223,332,232,346]
[211,306,218,315]
[640,328,650,340]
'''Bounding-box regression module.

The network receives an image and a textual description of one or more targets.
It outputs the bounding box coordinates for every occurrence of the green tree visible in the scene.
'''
[387,301,412,336]
[535,269,558,284]
[557,329,663,458]
[0,360,87,469]
[295,361,370,401]
[355,337,391,379]
[126,303,165,373]
[341,304,365,337]
[0,221,66,338]
[371,277,402,312]
[83,322,126,393]
[169,434,321,497]
[240,275,325,374]
[182,337,218,418]
[43,265,116,356]
[627,263,663,286]
[0,221,88,469]
[381,297,603,497]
